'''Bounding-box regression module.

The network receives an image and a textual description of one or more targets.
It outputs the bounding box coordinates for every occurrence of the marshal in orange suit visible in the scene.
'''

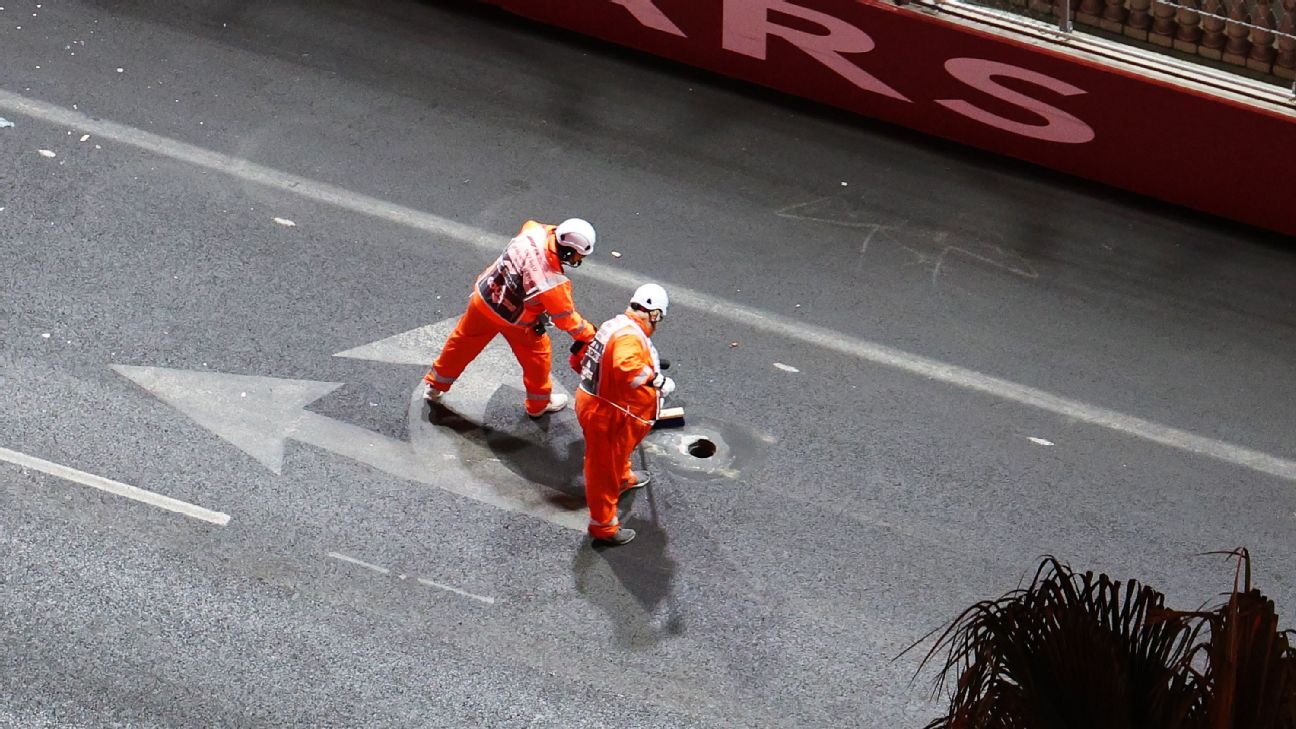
[574,284,674,546]
[422,219,598,417]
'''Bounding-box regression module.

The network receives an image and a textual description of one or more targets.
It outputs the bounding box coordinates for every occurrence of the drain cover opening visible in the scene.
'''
[687,438,717,459]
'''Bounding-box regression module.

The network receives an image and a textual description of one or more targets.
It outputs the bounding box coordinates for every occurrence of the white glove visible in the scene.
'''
[656,375,675,397]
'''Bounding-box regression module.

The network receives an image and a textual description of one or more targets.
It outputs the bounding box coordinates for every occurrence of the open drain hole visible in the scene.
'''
[686,438,717,459]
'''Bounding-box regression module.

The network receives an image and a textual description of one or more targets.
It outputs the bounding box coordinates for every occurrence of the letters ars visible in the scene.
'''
[606,1,1093,144]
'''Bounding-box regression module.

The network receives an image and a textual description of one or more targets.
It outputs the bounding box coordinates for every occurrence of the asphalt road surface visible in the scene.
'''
[3,1,1295,727]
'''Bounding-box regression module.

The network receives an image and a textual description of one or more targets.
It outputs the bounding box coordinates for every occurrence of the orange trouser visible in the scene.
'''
[576,390,652,539]
[426,296,554,416]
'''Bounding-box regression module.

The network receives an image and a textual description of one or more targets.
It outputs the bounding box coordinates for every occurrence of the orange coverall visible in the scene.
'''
[425,220,596,416]
[575,312,661,539]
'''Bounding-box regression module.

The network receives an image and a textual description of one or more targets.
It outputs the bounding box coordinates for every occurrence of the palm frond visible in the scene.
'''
[917,551,1296,729]
[1187,549,1296,729]
[918,557,1201,729]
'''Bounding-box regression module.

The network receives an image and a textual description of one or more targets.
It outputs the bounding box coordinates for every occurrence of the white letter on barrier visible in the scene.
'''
[937,58,1094,144]
[610,0,687,36]
[722,0,910,102]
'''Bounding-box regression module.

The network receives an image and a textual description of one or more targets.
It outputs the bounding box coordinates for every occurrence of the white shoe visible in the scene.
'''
[421,384,443,402]
[622,470,651,491]
[528,392,568,417]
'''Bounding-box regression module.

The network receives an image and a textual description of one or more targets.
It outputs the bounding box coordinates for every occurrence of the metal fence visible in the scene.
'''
[961,0,1296,83]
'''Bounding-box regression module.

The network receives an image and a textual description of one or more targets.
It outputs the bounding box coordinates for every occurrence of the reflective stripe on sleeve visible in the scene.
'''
[629,366,654,389]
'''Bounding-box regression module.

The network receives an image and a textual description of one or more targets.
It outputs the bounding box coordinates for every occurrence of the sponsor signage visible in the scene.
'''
[484,0,1296,237]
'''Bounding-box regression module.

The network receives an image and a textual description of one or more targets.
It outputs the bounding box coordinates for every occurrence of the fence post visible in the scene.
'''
[1276,6,1296,79]
[1102,0,1130,30]
[1223,0,1253,66]
[1151,0,1180,45]
[1199,0,1228,58]
[1247,0,1278,72]
[1127,0,1154,39]
[1174,0,1203,51]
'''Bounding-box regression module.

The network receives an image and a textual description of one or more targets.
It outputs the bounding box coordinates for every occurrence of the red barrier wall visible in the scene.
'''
[481,0,1296,238]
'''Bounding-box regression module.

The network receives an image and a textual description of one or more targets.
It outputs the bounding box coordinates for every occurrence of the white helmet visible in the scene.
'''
[554,218,596,257]
[630,283,669,320]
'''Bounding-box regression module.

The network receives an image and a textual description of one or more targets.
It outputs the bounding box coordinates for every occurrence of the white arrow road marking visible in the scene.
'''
[0,446,230,525]
[3,90,1288,482]
[334,316,572,424]
[332,324,446,365]
[112,365,343,474]
[112,363,586,530]
[338,316,584,523]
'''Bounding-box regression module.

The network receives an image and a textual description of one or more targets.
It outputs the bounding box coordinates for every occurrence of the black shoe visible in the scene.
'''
[593,528,636,546]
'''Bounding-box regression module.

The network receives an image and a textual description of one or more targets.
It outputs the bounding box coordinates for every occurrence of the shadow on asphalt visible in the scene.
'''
[425,393,587,510]
[430,390,684,643]
[571,479,684,648]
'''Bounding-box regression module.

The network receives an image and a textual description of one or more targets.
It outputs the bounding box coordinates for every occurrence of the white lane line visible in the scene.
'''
[327,551,495,604]
[0,446,230,525]
[325,551,390,575]
[417,577,496,605]
[3,89,1292,483]
[0,90,497,248]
